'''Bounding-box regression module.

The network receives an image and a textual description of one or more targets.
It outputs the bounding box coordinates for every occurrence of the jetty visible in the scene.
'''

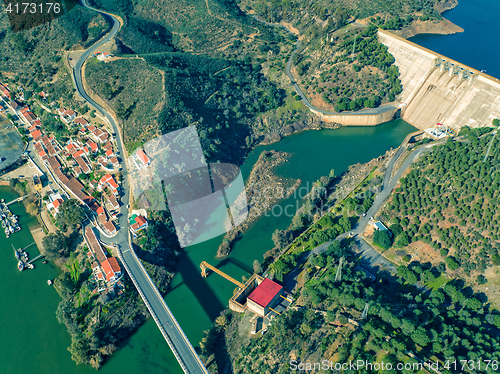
[5,194,32,206]
[28,253,45,264]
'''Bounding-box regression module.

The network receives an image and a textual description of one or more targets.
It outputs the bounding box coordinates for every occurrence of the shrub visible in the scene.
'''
[373,229,392,249]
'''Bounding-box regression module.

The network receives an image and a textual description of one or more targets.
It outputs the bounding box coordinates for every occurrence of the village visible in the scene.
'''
[0,78,150,296]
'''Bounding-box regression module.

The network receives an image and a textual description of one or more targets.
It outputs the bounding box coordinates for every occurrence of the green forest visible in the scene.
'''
[205,240,500,373]
[379,127,500,282]
[86,53,285,163]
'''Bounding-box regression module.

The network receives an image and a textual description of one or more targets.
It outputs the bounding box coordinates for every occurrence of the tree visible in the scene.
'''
[252,259,262,274]
[445,256,460,271]
[373,229,392,249]
[42,232,69,260]
[57,199,86,231]
[339,216,351,232]
[395,232,410,247]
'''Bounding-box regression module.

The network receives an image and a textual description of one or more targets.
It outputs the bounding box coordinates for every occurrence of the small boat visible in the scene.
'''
[4,228,9,236]
[18,261,24,271]
[47,280,53,285]
[42,260,48,264]
[15,250,20,259]
[1,221,5,228]
[28,264,34,269]
[9,226,14,233]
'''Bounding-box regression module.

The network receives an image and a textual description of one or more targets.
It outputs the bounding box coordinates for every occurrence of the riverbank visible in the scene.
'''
[217,150,301,257]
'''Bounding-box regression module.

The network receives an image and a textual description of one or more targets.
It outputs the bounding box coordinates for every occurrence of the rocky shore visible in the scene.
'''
[393,0,463,39]
[217,150,301,257]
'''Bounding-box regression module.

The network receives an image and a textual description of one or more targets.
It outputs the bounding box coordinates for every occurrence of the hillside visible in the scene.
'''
[202,241,500,374]
[375,126,500,303]
[0,4,110,107]
[90,0,281,57]
[85,53,285,163]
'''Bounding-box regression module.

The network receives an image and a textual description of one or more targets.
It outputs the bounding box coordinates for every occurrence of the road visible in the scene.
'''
[308,141,443,274]
[73,2,208,373]
[252,16,401,116]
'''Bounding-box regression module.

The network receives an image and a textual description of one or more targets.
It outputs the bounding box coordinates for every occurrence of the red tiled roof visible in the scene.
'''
[105,149,113,157]
[135,216,147,226]
[101,257,121,282]
[85,227,107,264]
[24,112,37,122]
[75,156,90,174]
[87,141,98,152]
[104,221,116,235]
[74,117,89,126]
[247,278,283,308]
[53,199,63,209]
[137,149,150,165]
[96,206,104,215]
[32,130,42,140]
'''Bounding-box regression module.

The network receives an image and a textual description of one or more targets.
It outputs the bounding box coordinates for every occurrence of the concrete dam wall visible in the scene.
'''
[379,30,500,131]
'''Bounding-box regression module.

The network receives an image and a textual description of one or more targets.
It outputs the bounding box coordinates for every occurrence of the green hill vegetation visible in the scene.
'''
[294,24,402,112]
[379,127,500,289]
[239,0,443,26]
[237,0,446,112]
[203,241,500,374]
[0,6,109,106]
[86,53,285,162]
[90,0,281,58]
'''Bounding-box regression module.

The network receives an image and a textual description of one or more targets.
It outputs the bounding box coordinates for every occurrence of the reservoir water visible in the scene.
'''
[0,119,415,373]
[409,0,500,79]
[2,1,497,372]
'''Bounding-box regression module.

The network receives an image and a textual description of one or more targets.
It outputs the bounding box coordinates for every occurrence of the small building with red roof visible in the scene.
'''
[32,130,42,142]
[101,257,122,282]
[247,278,283,316]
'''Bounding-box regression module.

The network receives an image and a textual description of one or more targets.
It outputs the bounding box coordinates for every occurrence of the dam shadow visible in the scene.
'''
[173,249,226,321]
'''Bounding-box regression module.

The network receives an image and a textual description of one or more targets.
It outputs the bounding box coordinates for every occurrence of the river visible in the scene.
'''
[409,0,500,79]
[0,119,415,373]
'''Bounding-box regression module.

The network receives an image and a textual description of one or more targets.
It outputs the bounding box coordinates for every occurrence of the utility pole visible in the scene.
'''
[335,257,344,282]
[361,303,370,319]
[351,34,357,62]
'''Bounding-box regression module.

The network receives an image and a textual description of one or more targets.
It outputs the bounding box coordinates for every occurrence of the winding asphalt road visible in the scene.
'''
[308,140,443,275]
[73,2,208,373]
[252,16,400,116]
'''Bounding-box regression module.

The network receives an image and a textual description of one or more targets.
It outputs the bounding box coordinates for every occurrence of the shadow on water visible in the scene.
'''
[175,249,225,321]
[218,257,253,274]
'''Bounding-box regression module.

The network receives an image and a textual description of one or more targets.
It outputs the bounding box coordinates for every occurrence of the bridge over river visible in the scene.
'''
[72,1,209,373]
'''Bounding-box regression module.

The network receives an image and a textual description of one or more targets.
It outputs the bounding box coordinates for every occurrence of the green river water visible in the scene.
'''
[0,119,415,373]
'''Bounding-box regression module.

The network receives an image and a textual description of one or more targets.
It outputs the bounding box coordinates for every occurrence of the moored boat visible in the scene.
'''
[18,261,24,271]
[15,250,20,259]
